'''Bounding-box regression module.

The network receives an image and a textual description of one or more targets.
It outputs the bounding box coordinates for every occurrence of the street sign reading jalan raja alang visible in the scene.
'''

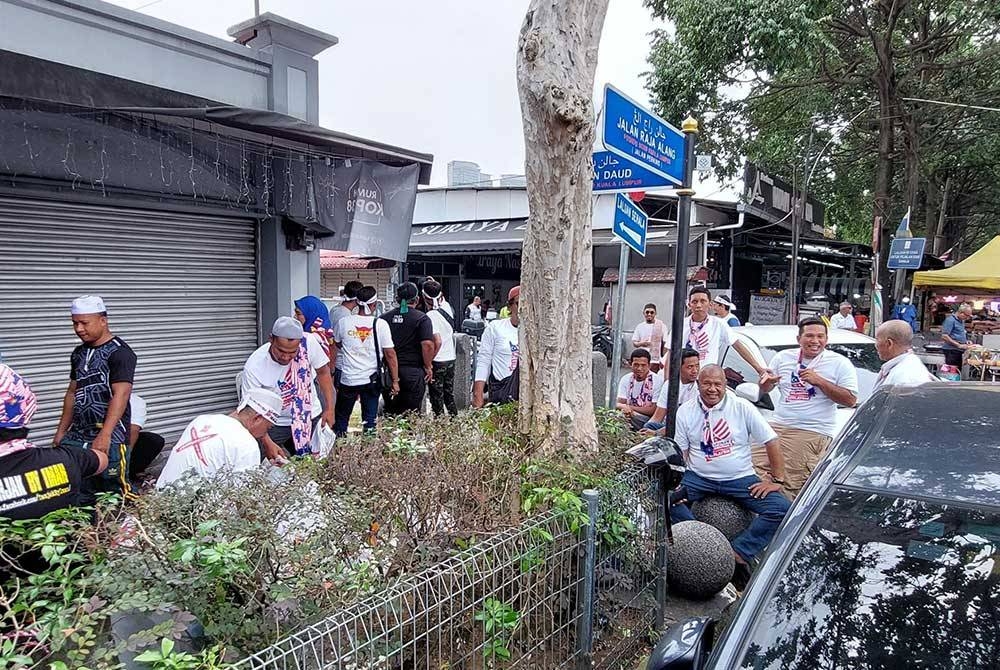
[602,84,685,186]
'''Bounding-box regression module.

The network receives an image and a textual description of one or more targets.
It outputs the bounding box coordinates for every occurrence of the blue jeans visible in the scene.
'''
[333,369,380,436]
[671,470,790,563]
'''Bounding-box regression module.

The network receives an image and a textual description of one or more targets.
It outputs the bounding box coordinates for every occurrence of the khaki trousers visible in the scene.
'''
[752,424,832,500]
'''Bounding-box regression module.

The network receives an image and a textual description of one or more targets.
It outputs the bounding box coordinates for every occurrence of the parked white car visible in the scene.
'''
[720,325,882,437]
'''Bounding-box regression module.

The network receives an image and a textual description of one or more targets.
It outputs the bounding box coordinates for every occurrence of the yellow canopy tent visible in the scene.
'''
[913,236,1000,290]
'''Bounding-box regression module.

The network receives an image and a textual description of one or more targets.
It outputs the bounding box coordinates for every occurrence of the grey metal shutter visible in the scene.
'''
[320,269,391,299]
[0,196,257,446]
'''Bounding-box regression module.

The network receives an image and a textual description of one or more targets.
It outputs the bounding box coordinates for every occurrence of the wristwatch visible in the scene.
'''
[771,476,786,485]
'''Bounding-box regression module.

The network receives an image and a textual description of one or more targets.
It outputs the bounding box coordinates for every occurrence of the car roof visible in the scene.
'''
[733,324,875,347]
[838,383,1000,507]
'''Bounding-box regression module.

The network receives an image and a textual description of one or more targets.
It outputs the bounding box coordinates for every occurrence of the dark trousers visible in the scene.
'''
[429,360,457,416]
[334,369,381,435]
[128,431,165,480]
[384,366,426,416]
[60,436,132,503]
[943,348,964,367]
[671,471,790,563]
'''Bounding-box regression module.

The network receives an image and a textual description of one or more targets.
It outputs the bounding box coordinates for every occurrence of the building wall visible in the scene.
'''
[593,282,678,354]
[1,0,270,109]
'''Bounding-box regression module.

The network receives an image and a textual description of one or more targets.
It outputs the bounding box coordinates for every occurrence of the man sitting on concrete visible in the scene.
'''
[156,388,283,488]
[616,349,664,430]
[642,348,701,435]
[672,365,790,588]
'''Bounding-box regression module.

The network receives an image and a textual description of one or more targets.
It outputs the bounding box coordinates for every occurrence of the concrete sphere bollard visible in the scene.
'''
[667,521,735,600]
[691,496,754,541]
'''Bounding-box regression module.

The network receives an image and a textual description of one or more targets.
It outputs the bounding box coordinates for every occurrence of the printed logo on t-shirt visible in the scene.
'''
[350,325,373,342]
[509,342,520,371]
[703,418,734,461]
[174,425,219,466]
[0,463,71,513]
[786,376,813,402]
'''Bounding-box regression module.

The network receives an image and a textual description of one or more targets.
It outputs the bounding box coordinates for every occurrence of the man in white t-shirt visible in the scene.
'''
[872,320,936,394]
[829,302,858,331]
[241,317,334,460]
[642,348,701,435]
[466,296,483,322]
[616,349,665,430]
[664,287,768,375]
[156,388,282,488]
[422,279,458,416]
[757,317,858,498]
[473,286,521,407]
[632,303,667,372]
[331,286,399,434]
[126,393,165,484]
[673,365,789,582]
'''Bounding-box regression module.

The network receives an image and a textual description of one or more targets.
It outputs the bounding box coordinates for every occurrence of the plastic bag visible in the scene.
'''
[311,424,336,458]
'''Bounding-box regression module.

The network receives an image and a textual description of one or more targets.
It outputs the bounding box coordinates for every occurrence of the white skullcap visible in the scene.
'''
[238,387,283,424]
[71,295,107,315]
[271,316,304,339]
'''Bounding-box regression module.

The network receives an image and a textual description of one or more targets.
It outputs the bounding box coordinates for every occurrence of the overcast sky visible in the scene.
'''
[108,0,668,186]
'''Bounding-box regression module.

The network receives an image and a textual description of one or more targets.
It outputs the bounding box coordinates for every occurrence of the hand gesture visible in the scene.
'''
[798,368,823,385]
[748,480,782,499]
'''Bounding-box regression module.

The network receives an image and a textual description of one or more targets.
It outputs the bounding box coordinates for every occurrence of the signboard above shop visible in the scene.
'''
[602,84,685,185]
[743,163,826,232]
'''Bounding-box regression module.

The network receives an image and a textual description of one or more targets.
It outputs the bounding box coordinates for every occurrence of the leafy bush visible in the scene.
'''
[0,405,635,667]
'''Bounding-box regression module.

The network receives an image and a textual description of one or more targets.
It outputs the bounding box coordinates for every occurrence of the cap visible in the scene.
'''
[271,316,304,340]
[238,387,283,424]
[0,364,37,429]
[713,295,735,309]
[902,296,911,303]
[71,295,107,315]
[508,285,521,302]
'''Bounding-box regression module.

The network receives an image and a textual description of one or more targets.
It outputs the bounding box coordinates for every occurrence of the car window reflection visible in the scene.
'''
[740,489,1000,669]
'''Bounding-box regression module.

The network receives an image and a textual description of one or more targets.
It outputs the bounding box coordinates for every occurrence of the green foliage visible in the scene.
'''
[474,598,520,662]
[132,638,227,670]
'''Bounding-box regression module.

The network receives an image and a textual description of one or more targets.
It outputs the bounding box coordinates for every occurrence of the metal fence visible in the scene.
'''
[236,464,665,670]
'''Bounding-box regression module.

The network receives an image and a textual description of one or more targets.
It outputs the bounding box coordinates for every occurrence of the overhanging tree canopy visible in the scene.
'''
[913,236,1000,290]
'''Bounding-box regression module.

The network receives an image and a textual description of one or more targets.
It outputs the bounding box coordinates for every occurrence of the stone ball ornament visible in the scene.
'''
[691,495,755,541]
[666,521,735,600]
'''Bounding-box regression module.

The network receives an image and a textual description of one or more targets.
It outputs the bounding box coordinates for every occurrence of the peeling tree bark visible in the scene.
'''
[515,0,609,457]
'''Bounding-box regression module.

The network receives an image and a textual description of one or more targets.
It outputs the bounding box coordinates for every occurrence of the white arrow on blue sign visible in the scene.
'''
[887,237,927,270]
[602,84,686,185]
[592,151,674,193]
[613,193,648,256]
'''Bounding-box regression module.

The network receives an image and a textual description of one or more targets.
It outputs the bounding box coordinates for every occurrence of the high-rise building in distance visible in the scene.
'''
[447,160,485,187]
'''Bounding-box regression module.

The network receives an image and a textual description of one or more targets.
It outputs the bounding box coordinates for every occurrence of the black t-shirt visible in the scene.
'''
[381,308,434,368]
[0,446,102,520]
[67,337,136,446]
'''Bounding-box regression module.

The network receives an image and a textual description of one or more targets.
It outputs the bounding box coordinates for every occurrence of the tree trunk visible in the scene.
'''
[515,0,609,457]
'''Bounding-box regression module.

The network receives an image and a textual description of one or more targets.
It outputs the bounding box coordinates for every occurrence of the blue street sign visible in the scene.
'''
[887,237,927,269]
[602,84,686,185]
[613,193,648,256]
[592,151,673,193]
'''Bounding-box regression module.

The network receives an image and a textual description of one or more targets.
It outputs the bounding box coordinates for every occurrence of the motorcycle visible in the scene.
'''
[592,324,613,363]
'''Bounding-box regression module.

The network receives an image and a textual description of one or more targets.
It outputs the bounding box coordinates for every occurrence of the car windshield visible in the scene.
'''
[764,343,881,402]
[738,489,1000,669]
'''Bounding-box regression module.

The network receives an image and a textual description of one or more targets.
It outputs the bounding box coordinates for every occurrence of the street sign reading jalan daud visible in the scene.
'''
[592,151,674,193]
[612,192,648,256]
[887,237,927,270]
[602,84,686,186]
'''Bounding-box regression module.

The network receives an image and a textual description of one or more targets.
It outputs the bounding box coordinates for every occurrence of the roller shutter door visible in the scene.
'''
[320,268,392,299]
[0,197,258,446]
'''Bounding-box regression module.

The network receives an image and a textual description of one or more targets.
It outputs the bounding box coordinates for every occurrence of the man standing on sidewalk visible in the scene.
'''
[422,279,458,416]
[664,287,767,374]
[473,286,521,407]
[829,302,858,332]
[941,303,973,368]
[382,282,435,415]
[329,281,363,331]
[54,296,136,502]
[872,320,937,392]
[758,317,858,499]
[632,304,667,373]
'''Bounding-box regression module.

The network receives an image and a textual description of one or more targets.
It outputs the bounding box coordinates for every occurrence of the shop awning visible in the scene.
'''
[913,236,1000,290]
[801,275,868,297]
[602,266,709,284]
[409,219,705,255]
[320,250,395,270]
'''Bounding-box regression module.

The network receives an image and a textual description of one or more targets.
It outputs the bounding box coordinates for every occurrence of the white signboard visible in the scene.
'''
[749,294,787,326]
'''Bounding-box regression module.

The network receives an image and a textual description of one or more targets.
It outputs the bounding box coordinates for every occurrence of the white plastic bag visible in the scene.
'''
[311,424,336,458]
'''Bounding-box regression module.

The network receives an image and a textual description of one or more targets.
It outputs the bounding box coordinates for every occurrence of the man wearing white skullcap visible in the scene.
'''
[156,388,283,488]
[55,295,137,503]
[241,316,334,461]
[0,364,109,520]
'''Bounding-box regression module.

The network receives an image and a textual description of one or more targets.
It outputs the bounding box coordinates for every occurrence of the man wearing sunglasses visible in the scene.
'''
[632,303,667,373]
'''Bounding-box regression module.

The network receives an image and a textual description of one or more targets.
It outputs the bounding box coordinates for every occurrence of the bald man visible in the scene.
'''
[873,320,937,393]
[672,365,790,588]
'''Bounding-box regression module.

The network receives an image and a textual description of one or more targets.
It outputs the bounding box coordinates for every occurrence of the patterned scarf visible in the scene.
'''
[790,349,823,399]
[285,337,314,456]
[686,317,711,360]
[627,373,656,405]
[697,396,731,457]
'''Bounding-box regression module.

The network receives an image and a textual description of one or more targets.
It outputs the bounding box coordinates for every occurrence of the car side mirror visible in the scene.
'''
[735,382,760,403]
[646,617,715,670]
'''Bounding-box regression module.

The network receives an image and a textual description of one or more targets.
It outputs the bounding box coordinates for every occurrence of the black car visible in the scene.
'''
[649,383,1000,670]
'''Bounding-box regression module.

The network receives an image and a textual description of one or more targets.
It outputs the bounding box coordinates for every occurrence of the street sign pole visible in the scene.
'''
[664,116,699,439]
[607,241,630,407]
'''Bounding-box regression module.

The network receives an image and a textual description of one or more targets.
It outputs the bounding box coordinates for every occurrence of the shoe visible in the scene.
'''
[731,562,752,592]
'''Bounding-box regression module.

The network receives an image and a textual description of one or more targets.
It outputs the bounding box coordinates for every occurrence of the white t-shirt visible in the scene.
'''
[156,414,260,488]
[616,372,664,406]
[666,315,736,366]
[675,394,778,480]
[130,393,147,429]
[332,314,395,386]
[466,304,483,321]
[830,312,856,330]
[872,351,936,394]
[632,319,667,364]
[655,380,698,409]
[771,348,859,437]
[427,310,456,363]
[475,318,519,382]
[241,335,330,427]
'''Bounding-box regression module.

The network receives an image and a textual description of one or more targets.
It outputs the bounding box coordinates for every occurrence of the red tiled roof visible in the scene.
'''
[320,250,396,270]
[601,266,709,284]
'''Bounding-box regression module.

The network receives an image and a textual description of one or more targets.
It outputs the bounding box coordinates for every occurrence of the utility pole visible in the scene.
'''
[788,124,815,325]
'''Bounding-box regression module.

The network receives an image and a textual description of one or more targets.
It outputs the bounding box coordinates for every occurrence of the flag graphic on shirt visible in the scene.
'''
[509,342,520,372]
[702,417,734,461]
[687,320,711,360]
